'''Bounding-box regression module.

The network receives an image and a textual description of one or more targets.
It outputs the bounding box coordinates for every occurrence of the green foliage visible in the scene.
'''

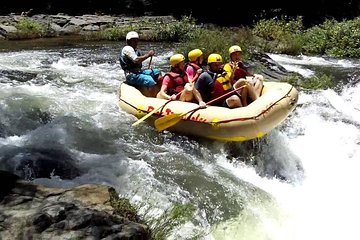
[16,18,44,32]
[301,25,329,55]
[7,17,45,39]
[252,17,303,40]
[86,16,197,42]
[88,25,134,41]
[303,17,360,57]
[176,26,254,62]
[280,74,303,88]
[281,73,335,90]
[153,16,197,42]
[109,187,202,240]
[6,17,59,39]
[252,17,304,54]
[325,17,360,57]
[301,73,335,89]
[149,203,203,240]
[109,187,140,223]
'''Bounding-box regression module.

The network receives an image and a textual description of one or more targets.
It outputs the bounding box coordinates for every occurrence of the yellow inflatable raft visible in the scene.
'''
[118,81,298,142]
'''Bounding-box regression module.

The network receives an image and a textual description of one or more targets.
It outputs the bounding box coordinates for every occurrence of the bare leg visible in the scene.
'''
[179,89,194,102]
[241,87,248,107]
[246,83,258,104]
[226,95,242,108]
[247,75,264,98]
[233,79,248,106]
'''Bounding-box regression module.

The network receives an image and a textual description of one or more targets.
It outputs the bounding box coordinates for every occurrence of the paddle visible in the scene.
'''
[148,56,153,69]
[132,91,182,126]
[155,85,246,131]
[132,69,193,127]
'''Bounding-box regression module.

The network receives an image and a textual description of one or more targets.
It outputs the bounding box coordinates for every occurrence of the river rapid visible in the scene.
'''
[0,38,359,240]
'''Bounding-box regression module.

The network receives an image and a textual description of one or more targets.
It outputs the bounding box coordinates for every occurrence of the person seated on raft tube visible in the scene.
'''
[156,54,206,107]
[119,31,162,97]
[185,49,205,83]
[195,53,257,108]
[223,45,264,105]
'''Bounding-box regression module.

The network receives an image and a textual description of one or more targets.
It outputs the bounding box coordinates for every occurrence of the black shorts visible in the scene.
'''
[220,89,240,108]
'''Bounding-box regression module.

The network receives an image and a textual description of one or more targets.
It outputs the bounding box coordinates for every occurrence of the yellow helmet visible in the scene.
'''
[207,53,223,64]
[188,49,203,62]
[170,54,185,67]
[229,45,242,54]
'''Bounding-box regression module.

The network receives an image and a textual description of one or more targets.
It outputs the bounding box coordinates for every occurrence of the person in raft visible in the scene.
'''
[185,48,205,83]
[223,45,264,105]
[156,53,206,107]
[195,53,257,108]
[119,31,162,96]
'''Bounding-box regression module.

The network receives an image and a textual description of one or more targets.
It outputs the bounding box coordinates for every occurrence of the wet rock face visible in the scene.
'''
[0,14,176,39]
[0,170,20,201]
[0,170,149,239]
[0,69,37,82]
[13,148,81,180]
[249,52,293,81]
[0,148,82,180]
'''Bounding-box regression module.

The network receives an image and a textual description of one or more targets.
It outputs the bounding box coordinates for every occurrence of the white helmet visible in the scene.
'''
[126,31,139,40]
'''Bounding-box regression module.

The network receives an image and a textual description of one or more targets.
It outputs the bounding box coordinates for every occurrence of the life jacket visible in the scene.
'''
[211,71,232,100]
[119,48,142,73]
[231,61,250,80]
[164,72,187,95]
[185,62,201,82]
[186,62,201,72]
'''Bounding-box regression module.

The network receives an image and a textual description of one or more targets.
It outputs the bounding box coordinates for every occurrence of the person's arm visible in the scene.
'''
[186,65,202,83]
[156,76,173,100]
[223,63,236,82]
[192,87,206,107]
[134,50,155,64]
[124,46,154,64]
[192,68,203,83]
[157,84,171,100]
[185,66,195,82]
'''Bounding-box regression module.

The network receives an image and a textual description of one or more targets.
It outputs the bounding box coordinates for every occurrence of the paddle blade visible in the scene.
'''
[132,107,159,126]
[154,113,184,132]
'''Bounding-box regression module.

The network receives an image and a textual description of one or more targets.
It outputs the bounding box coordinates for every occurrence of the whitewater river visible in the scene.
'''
[0,38,359,240]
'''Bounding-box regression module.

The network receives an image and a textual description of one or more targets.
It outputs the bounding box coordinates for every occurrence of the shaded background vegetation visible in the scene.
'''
[1,0,360,27]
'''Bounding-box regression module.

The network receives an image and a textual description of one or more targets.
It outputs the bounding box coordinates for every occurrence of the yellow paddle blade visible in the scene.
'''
[154,113,185,132]
[132,106,161,126]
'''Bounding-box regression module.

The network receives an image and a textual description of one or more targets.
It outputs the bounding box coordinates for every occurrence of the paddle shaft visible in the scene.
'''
[154,85,246,131]
[185,84,246,115]
[148,56,153,69]
[132,90,182,126]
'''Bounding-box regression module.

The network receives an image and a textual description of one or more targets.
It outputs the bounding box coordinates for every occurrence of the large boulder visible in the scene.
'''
[0,170,149,239]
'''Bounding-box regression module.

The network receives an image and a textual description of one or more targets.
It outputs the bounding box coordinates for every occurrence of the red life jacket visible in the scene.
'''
[233,68,248,80]
[164,72,187,95]
[233,61,250,80]
[186,62,201,72]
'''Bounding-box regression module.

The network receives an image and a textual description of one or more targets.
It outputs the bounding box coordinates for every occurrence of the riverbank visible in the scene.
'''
[0,14,176,40]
